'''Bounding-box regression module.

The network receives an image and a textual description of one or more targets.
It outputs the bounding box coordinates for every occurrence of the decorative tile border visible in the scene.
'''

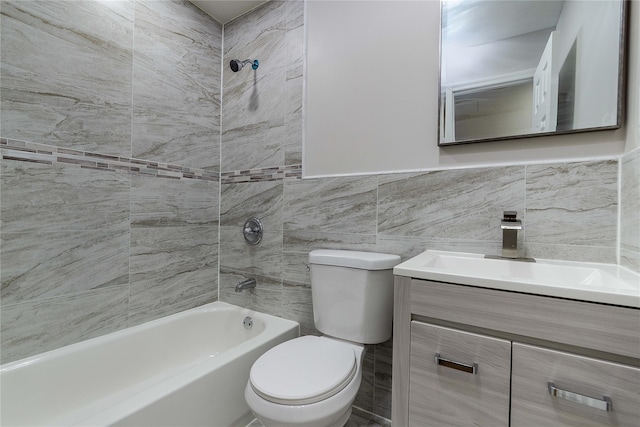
[221,164,302,184]
[0,138,219,182]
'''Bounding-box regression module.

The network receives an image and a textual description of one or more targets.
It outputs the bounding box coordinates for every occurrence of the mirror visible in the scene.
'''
[439,0,627,146]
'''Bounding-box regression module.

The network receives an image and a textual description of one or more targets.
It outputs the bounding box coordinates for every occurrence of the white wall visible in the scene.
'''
[304,0,631,177]
[554,0,621,128]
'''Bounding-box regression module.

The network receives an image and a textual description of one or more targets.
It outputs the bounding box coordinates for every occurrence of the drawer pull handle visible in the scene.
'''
[547,382,612,412]
[434,353,478,374]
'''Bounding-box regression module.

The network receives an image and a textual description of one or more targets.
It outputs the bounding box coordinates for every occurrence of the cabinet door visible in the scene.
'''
[408,321,511,427]
[512,343,640,427]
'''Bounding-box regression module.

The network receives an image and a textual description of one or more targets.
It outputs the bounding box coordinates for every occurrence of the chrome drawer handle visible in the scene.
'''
[434,353,478,374]
[547,382,612,412]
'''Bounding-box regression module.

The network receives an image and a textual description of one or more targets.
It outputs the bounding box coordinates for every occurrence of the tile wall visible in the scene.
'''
[0,0,222,364]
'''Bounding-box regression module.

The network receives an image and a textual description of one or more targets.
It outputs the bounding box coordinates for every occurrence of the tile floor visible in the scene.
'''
[247,406,390,427]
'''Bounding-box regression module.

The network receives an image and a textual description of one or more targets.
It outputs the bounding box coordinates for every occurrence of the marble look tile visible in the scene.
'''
[620,149,640,273]
[378,167,525,241]
[373,339,393,420]
[220,180,283,230]
[286,0,305,79]
[524,242,616,264]
[283,230,377,285]
[219,269,283,318]
[221,70,286,171]
[1,230,129,305]
[283,176,378,234]
[285,74,303,166]
[525,160,618,248]
[1,0,134,155]
[131,174,219,227]
[1,159,130,232]
[220,226,283,280]
[374,235,503,260]
[128,226,218,325]
[0,286,129,364]
[354,346,375,413]
[132,0,222,170]
[223,0,287,87]
[282,280,317,336]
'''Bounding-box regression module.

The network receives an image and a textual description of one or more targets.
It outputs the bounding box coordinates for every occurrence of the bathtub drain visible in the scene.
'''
[243,316,253,329]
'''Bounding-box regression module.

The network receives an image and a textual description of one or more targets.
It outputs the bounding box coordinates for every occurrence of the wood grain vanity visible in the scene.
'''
[391,275,640,426]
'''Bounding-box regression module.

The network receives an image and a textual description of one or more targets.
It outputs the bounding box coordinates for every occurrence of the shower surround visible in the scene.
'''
[1,0,638,423]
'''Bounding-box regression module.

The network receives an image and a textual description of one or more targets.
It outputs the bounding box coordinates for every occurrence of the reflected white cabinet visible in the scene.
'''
[392,276,640,427]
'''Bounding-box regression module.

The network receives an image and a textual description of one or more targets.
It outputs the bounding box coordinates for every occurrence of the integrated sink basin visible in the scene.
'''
[394,250,640,308]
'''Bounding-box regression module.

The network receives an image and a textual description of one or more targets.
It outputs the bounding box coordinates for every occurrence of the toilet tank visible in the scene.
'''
[308,250,401,344]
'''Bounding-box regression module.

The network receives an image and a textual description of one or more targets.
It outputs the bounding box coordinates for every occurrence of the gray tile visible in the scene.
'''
[131,174,219,228]
[219,269,283,318]
[1,0,134,155]
[283,230,377,285]
[129,226,218,325]
[373,339,393,420]
[223,0,287,88]
[378,167,526,241]
[220,226,283,281]
[0,286,129,364]
[220,180,283,231]
[524,242,616,264]
[221,70,286,171]
[374,235,502,260]
[354,346,375,413]
[1,230,129,305]
[620,149,640,272]
[285,74,303,166]
[132,0,222,170]
[525,160,618,248]
[282,280,317,336]
[283,176,378,234]
[1,159,130,232]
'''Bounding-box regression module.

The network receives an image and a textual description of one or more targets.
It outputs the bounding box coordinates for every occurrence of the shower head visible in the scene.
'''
[230,59,259,72]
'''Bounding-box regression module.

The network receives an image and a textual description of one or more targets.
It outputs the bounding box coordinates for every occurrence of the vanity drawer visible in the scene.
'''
[409,321,511,427]
[511,343,640,427]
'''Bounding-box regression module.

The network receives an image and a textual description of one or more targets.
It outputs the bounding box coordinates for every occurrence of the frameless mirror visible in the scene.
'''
[439,0,627,146]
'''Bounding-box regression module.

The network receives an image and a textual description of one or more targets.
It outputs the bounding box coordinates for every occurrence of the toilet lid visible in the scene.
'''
[250,336,357,405]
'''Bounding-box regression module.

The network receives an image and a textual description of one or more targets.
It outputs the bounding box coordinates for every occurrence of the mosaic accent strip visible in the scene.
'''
[221,164,302,184]
[0,138,218,182]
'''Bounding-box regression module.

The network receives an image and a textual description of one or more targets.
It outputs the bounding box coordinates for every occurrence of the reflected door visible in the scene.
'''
[533,32,557,133]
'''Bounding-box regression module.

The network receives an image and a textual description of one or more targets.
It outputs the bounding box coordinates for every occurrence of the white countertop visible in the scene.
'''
[394,250,640,308]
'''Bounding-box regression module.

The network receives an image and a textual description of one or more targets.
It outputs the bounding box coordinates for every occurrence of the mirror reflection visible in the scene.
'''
[439,0,626,145]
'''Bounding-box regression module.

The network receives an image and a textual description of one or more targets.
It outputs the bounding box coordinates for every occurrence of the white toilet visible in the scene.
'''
[245,249,401,427]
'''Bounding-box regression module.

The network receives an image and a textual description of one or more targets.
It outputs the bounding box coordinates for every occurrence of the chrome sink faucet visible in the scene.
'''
[501,211,522,259]
[235,278,256,292]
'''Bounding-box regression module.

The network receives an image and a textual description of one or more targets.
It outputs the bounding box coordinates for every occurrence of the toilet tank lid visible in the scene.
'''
[309,250,401,270]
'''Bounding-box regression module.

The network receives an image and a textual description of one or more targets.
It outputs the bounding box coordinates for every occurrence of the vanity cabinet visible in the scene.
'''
[409,321,511,426]
[392,276,640,427]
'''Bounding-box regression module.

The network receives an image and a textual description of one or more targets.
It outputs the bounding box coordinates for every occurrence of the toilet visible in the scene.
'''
[245,249,401,427]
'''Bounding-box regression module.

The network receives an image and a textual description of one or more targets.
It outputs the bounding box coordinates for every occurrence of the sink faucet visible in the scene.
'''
[501,211,522,259]
[235,278,257,292]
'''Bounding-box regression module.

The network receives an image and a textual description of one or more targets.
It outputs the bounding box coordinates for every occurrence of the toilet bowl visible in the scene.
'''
[244,336,364,427]
[244,250,401,427]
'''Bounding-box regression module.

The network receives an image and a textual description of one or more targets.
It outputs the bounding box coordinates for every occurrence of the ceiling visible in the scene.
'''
[190,0,269,24]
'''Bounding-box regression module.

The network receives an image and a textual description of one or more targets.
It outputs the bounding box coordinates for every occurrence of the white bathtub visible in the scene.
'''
[0,301,299,427]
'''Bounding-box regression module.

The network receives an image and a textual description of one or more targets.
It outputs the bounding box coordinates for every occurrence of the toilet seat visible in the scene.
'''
[249,336,357,405]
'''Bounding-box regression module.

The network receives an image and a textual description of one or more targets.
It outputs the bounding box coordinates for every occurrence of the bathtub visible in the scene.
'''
[0,301,299,427]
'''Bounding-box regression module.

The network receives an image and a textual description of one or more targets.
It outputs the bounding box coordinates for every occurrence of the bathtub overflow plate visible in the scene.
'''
[243,316,253,329]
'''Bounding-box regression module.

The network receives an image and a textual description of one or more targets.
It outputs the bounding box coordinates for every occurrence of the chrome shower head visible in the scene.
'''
[230,59,259,72]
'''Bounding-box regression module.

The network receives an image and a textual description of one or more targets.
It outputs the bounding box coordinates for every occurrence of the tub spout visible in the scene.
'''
[235,278,256,292]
